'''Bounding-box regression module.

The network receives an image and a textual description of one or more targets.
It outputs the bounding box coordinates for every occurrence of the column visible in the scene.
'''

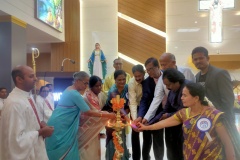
[0,16,27,91]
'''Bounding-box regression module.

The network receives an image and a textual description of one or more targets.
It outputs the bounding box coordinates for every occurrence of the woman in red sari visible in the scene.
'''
[138,82,240,160]
[79,76,115,160]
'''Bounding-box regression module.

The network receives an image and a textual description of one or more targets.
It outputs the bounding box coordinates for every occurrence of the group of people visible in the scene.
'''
[131,46,240,160]
[0,65,54,160]
[0,46,239,160]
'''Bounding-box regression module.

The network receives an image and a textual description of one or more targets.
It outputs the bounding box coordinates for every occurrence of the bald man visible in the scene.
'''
[159,52,195,82]
[0,65,54,160]
[143,53,195,124]
[142,53,195,159]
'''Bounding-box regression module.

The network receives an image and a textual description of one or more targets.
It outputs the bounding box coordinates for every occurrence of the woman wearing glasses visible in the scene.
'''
[46,71,115,160]
[36,85,53,123]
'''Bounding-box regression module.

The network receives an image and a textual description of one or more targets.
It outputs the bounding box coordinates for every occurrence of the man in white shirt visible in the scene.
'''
[0,65,54,160]
[128,64,145,160]
[141,71,169,124]
[135,58,164,160]
[0,87,7,118]
[159,52,195,82]
[139,53,195,160]
[36,86,53,123]
[142,52,196,124]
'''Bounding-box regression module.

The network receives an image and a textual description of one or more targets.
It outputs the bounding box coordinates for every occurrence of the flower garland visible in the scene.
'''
[110,96,125,160]
[112,98,124,111]
[112,130,124,160]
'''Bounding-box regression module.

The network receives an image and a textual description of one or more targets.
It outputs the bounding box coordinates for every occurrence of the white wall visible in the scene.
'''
[80,0,118,75]
[0,0,65,42]
[166,0,240,79]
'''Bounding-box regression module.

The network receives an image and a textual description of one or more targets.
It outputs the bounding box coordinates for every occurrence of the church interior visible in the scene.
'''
[0,0,240,160]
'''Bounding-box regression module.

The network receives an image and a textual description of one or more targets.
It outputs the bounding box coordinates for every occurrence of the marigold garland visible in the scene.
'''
[112,130,124,160]
[110,96,126,160]
[112,98,124,111]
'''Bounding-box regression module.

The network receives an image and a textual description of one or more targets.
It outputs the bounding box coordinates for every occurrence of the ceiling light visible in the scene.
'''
[118,52,145,67]
[236,12,240,16]
[200,13,208,18]
[177,28,200,32]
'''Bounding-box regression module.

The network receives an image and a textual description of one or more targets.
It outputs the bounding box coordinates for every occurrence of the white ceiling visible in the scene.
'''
[166,0,240,55]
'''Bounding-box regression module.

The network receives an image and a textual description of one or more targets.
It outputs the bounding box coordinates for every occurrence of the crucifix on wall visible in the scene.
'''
[199,0,235,43]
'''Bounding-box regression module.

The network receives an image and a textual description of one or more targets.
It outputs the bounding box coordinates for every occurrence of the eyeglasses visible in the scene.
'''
[146,67,156,73]
[81,80,89,86]
[41,91,49,93]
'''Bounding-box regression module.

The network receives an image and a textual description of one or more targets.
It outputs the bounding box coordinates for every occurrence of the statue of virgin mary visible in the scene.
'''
[88,43,107,79]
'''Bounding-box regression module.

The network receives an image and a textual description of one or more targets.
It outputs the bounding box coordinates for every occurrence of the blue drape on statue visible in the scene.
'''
[88,50,107,79]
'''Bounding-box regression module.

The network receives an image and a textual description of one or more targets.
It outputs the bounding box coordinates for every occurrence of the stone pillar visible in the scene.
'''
[0,16,27,91]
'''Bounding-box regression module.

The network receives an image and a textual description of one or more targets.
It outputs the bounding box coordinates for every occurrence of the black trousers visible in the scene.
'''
[165,124,184,160]
[131,129,141,160]
[142,129,164,160]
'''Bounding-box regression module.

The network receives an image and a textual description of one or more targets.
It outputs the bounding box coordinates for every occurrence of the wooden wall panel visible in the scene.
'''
[51,0,80,72]
[27,53,51,72]
[121,59,134,76]
[118,0,165,31]
[119,19,165,62]
[118,0,166,75]
[209,54,240,70]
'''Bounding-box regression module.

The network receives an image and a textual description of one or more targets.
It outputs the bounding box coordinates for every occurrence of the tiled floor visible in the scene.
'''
[100,131,167,160]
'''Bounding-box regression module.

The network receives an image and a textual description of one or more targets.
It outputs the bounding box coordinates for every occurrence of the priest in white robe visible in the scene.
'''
[0,65,54,160]
[36,86,54,123]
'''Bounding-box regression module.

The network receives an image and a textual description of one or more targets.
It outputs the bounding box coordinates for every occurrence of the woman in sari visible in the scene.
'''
[79,76,115,160]
[138,82,240,160]
[45,71,112,160]
[102,70,130,160]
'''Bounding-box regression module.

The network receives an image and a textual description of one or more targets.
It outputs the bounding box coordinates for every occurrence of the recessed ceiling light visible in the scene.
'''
[200,13,208,18]
[177,28,200,32]
[195,21,198,24]
[236,12,240,16]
